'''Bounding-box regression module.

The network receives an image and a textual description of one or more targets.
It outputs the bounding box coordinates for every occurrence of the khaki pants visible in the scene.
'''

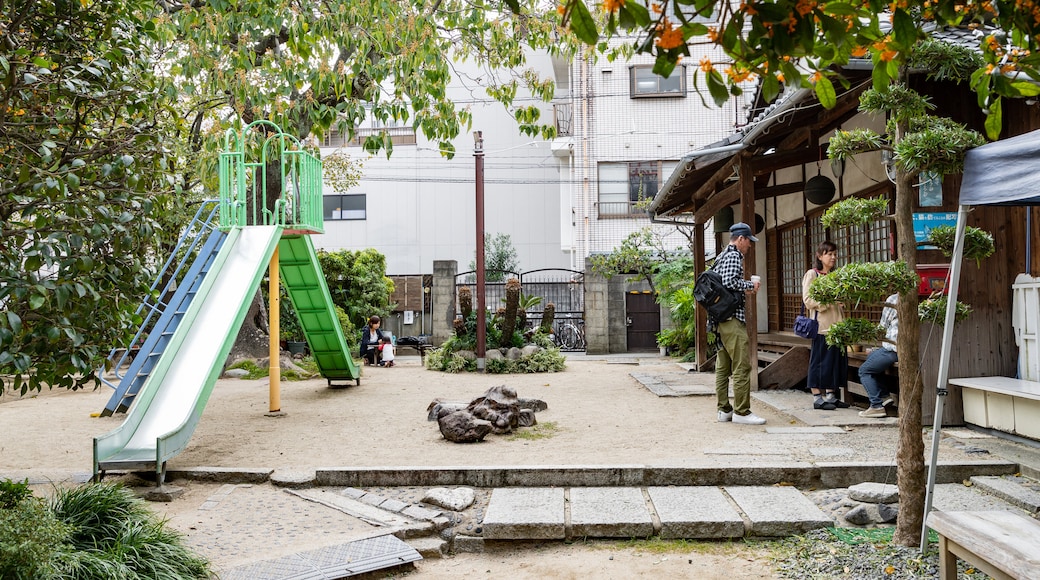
[715,318,751,415]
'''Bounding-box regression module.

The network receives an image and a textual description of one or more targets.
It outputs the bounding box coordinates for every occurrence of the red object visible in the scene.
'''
[917,264,950,297]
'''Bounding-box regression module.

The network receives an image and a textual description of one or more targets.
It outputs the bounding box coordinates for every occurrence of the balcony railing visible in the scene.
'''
[597,201,649,219]
[553,102,572,137]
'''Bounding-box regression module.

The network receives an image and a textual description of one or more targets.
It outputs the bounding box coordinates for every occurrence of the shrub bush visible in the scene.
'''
[0,490,69,580]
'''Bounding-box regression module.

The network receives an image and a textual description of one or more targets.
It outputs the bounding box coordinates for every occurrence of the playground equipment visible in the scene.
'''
[94,122,359,483]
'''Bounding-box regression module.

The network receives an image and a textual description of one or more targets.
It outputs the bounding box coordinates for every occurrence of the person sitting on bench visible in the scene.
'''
[859,294,898,418]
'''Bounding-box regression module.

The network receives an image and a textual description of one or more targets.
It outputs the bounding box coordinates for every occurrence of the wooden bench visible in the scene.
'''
[928,510,1040,580]
[949,376,1040,440]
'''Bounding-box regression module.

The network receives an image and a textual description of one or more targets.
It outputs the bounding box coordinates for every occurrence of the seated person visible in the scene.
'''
[359,315,382,365]
[377,335,395,367]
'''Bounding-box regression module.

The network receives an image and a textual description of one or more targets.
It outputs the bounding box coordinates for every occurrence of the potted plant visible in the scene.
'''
[280,291,308,355]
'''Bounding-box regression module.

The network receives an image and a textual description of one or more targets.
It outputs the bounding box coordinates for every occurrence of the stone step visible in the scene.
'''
[971,475,1040,513]
[482,486,833,540]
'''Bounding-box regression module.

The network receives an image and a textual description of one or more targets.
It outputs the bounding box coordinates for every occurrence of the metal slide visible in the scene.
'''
[279,234,361,386]
[94,226,282,483]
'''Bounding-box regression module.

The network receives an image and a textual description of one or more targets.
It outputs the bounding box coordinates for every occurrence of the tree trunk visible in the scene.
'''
[892,120,927,547]
[227,289,272,363]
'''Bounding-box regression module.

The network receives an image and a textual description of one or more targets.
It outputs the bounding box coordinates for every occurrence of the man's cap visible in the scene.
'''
[729,222,758,242]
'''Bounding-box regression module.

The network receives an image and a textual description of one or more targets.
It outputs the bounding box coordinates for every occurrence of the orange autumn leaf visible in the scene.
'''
[603,0,624,12]
[851,46,868,58]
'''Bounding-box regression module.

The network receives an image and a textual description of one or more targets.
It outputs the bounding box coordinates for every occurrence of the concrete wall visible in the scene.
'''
[583,258,609,354]
[431,260,457,346]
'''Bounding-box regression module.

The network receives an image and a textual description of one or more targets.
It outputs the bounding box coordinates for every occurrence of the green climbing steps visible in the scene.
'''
[280,234,361,386]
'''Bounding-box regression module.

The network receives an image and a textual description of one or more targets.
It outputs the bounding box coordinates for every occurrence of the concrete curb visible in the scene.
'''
[146,461,1021,488]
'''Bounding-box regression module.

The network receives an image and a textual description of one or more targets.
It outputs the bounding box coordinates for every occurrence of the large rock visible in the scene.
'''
[468,385,521,434]
[506,347,523,360]
[848,482,899,504]
[486,349,505,360]
[521,345,541,357]
[423,487,476,511]
[438,410,493,443]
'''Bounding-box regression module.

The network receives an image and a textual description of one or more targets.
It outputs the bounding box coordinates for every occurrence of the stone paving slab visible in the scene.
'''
[482,488,565,540]
[724,486,832,536]
[568,487,654,539]
[647,486,745,539]
[289,488,416,528]
[970,475,1040,513]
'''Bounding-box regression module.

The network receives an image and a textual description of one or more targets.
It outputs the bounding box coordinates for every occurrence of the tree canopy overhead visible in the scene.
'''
[161,0,571,162]
[559,0,1040,137]
[0,0,179,393]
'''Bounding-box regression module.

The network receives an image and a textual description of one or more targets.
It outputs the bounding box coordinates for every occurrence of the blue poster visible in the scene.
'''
[913,212,958,249]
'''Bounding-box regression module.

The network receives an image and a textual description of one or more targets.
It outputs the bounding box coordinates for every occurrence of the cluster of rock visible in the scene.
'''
[840,482,899,526]
[447,345,543,362]
[428,385,548,443]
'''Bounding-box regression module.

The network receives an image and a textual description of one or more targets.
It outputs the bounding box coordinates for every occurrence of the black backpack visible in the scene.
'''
[694,256,744,323]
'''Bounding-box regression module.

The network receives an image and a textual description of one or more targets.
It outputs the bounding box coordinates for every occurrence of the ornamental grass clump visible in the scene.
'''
[2,481,212,580]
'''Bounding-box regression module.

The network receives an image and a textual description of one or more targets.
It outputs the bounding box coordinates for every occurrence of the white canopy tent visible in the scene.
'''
[923,128,1040,546]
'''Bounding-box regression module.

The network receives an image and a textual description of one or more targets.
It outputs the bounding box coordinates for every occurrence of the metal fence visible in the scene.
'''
[454,269,585,351]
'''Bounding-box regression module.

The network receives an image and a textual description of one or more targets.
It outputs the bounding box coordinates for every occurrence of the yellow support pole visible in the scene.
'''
[268,246,281,413]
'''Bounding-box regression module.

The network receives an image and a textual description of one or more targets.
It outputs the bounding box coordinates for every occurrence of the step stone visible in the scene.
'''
[568,487,654,539]
[647,486,745,539]
[482,487,565,540]
[971,475,1040,513]
[725,486,833,536]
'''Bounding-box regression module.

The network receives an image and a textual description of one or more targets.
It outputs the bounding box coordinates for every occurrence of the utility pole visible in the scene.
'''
[474,131,486,372]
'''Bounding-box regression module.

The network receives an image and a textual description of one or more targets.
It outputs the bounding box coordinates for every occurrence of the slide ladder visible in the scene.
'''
[280,234,361,386]
[100,201,226,416]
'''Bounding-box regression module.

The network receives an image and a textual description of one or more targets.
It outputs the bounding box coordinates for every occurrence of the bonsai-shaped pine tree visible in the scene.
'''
[815,40,993,545]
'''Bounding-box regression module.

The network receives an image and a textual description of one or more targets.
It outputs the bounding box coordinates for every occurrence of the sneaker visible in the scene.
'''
[825,394,851,408]
[881,396,895,407]
[733,412,766,425]
[717,410,733,422]
[859,407,887,418]
[814,399,837,411]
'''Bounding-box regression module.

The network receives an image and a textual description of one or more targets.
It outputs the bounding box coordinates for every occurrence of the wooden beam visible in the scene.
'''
[694,182,739,223]
[751,146,822,176]
[755,181,805,200]
[739,152,760,390]
[689,156,740,207]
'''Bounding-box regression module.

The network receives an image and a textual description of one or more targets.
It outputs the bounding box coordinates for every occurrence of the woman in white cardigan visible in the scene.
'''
[802,241,849,410]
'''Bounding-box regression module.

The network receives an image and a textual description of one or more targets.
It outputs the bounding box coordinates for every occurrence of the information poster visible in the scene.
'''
[913,212,957,249]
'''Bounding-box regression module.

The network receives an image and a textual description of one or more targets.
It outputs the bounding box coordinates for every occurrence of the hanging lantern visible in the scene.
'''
[713,206,734,232]
[754,213,765,234]
[804,175,836,205]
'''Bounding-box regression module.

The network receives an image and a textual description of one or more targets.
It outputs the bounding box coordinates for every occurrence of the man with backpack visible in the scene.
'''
[712,222,767,425]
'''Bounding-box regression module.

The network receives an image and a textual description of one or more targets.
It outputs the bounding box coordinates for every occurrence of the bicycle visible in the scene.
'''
[554,319,586,350]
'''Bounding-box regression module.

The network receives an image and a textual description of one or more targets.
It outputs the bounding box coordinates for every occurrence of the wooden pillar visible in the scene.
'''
[694,221,708,370]
[739,152,759,389]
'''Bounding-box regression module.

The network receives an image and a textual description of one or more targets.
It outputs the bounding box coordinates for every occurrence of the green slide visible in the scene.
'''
[280,234,361,386]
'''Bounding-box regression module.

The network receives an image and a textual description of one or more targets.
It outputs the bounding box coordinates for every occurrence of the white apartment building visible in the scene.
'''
[314,42,750,278]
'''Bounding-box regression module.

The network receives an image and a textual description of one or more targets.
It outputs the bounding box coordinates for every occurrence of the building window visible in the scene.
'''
[324,194,366,220]
[630,65,686,98]
[597,161,676,217]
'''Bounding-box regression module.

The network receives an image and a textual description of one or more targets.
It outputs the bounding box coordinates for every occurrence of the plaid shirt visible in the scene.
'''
[880,294,899,352]
[712,244,752,323]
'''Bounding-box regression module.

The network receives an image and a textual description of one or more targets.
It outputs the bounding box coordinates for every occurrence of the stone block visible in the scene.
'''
[406,538,446,559]
[647,486,745,539]
[482,488,565,540]
[270,469,314,489]
[569,487,654,539]
[379,498,410,513]
[453,535,485,553]
[402,504,442,521]
[971,475,1040,513]
[166,467,272,484]
[725,486,832,536]
[848,482,899,504]
[423,487,476,511]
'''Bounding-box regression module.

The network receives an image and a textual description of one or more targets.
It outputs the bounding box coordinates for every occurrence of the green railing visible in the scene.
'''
[218,120,324,234]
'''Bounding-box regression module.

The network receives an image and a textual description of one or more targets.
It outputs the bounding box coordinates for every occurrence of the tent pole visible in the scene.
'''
[921,204,970,550]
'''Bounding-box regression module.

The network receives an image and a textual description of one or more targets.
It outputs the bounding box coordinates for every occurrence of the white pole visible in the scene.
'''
[921,204,970,549]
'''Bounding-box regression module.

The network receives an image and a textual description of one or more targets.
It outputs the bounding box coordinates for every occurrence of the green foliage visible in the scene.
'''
[49,483,210,579]
[0,478,32,509]
[896,116,987,175]
[860,83,933,122]
[321,152,365,194]
[908,39,985,83]
[0,0,180,394]
[827,129,887,159]
[926,225,996,265]
[469,233,520,282]
[821,197,891,230]
[0,484,69,580]
[484,348,566,374]
[809,262,920,308]
[825,318,884,349]
[919,297,973,325]
[424,348,470,373]
[226,357,316,381]
[316,248,394,331]
[589,227,675,290]
[279,287,305,341]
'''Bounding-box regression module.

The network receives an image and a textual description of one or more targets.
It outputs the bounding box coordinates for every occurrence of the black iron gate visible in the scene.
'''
[454,268,585,351]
